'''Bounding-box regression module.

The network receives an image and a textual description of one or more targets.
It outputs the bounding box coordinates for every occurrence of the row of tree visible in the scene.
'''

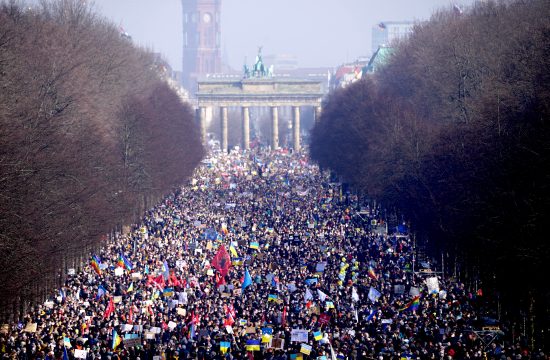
[311,0,549,349]
[0,0,204,319]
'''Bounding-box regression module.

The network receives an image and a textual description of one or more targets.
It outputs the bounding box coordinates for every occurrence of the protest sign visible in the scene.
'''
[290,329,308,343]
[74,350,88,359]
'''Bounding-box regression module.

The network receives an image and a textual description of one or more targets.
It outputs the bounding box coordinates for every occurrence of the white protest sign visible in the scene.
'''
[426,277,440,294]
[74,350,88,359]
[290,329,309,343]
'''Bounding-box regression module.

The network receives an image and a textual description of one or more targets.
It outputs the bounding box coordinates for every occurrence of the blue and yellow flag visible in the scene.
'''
[112,329,122,350]
[220,341,230,354]
[314,330,323,341]
[246,339,260,351]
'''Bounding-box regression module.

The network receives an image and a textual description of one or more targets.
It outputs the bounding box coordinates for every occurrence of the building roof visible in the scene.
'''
[366,46,394,73]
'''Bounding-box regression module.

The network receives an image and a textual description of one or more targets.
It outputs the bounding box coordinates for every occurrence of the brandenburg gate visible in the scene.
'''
[196,78,323,152]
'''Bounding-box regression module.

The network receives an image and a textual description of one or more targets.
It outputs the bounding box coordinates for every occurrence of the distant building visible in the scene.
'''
[332,60,368,89]
[181,0,222,93]
[371,21,415,55]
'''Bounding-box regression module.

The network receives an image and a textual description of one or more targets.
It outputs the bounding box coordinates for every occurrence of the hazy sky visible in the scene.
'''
[92,0,475,71]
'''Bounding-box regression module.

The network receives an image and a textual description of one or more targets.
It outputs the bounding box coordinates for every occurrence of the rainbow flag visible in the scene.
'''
[246,339,260,351]
[220,341,230,354]
[399,295,420,312]
[120,253,133,270]
[368,266,378,280]
[91,255,101,275]
[112,329,122,350]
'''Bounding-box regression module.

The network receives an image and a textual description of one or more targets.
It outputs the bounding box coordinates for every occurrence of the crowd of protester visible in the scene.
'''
[0,148,545,360]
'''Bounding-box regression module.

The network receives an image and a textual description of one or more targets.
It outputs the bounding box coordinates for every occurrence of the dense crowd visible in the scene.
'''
[0,149,544,360]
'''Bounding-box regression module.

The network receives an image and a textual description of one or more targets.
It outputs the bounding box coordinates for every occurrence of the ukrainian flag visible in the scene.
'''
[229,245,238,257]
[163,287,174,297]
[267,294,278,302]
[314,331,323,341]
[112,329,122,350]
[245,339,260,351]
[127,282,134,293]
[220,341,230,354]
[249,242,259,250]
[261,327,273,343]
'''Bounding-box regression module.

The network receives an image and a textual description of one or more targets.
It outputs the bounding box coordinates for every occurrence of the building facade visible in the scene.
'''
[371,21,415,55]
[181,0,222,92]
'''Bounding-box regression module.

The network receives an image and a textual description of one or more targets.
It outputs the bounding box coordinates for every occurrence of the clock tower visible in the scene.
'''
[181,0,222,92]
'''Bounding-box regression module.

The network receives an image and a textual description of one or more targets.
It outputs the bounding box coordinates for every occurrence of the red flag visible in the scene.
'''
[215,272,226,287]
[128,304,134,324]
[150,274,165,290]
[282,306,287,327]
[211,245,232,277]
[103,297,115,319]
[169,273,180,287]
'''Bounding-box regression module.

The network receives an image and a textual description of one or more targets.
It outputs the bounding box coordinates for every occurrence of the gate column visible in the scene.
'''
[271,106,279,150]
[220,107,228,153]
[242,106,250,150]
[292,106,301,151]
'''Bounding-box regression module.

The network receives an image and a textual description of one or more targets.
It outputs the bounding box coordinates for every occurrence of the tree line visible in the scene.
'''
[311,0,549,349]
[0,0,204,319]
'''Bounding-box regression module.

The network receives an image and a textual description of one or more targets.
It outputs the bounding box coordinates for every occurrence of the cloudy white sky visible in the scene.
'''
[91,0,475,71]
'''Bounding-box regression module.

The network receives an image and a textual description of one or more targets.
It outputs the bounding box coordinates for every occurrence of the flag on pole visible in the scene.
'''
[366,307,377,322]
[112,329,122,350]
[212,245,232,277]
[104,297,115,319]
[91,255,102,275]
[63,337,72,348]
[120,253,133,271]
[242,268,252,292]
[368,287,381,303]
[305,288,313,302]
[399,295,420,312]
[317,289,328,302]
[368,266,378,280]
[267,294,278,302]
[95,285,107,300]
[351,287,359,302]
[63,347,69,360]
[127,282,134,293]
